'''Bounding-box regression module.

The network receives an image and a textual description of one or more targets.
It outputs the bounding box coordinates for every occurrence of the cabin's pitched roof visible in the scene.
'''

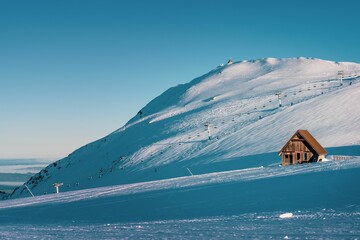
[279,129,327,155]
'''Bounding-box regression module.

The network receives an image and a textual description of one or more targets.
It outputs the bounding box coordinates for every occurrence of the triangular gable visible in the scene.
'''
[279,129,327,155]
[297,130,327,155]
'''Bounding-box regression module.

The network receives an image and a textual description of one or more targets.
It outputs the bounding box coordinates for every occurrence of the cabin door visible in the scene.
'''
[289,154,293,164]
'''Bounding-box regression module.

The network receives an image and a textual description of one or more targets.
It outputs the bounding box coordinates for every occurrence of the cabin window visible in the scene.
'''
[304,153,307,160]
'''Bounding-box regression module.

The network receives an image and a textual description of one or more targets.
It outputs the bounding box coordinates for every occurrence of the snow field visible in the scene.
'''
[1,156,359,212]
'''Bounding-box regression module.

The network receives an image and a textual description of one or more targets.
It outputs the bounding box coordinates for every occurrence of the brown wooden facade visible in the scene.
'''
[279,130,327,166]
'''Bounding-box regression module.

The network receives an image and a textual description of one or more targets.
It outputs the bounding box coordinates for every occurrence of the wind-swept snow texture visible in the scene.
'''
[10,57,360,199]
[0,152,359,238]
[1,154,360,222]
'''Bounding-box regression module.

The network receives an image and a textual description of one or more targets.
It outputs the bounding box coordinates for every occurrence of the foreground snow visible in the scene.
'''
[0,155,359,238]
[1,208,359,240]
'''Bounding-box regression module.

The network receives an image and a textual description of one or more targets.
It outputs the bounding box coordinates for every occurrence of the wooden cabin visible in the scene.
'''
[279,130,327,166]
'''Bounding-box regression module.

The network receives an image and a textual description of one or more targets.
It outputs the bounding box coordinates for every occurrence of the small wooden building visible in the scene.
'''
[279,130,327,166]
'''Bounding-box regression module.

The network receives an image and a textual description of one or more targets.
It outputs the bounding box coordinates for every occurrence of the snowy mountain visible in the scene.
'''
[10,57,360,199]
[1,57,360,238]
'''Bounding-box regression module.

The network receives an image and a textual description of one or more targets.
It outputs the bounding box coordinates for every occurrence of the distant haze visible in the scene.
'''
[0,158,52,193]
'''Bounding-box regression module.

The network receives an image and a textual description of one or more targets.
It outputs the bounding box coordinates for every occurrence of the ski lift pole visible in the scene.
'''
[275,92,282,107]
[53,182,63,194]
[187,167,194,176]
[337,70,344,86]
[205,122,211,140]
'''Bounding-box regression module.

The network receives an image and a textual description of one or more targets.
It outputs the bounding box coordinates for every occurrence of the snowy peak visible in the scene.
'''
[11,57,360,198]
[137,57,358,122]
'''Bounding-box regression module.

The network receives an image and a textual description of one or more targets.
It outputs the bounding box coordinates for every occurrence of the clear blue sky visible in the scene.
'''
[1,0,359,159]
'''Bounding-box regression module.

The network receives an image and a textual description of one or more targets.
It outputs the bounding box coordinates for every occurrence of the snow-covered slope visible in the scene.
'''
[1,155,360,223]
[1,150,359,238]
[10,57,360,198]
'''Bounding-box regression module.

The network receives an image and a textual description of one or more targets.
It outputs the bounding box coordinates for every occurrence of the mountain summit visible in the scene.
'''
[11,57,360,198]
